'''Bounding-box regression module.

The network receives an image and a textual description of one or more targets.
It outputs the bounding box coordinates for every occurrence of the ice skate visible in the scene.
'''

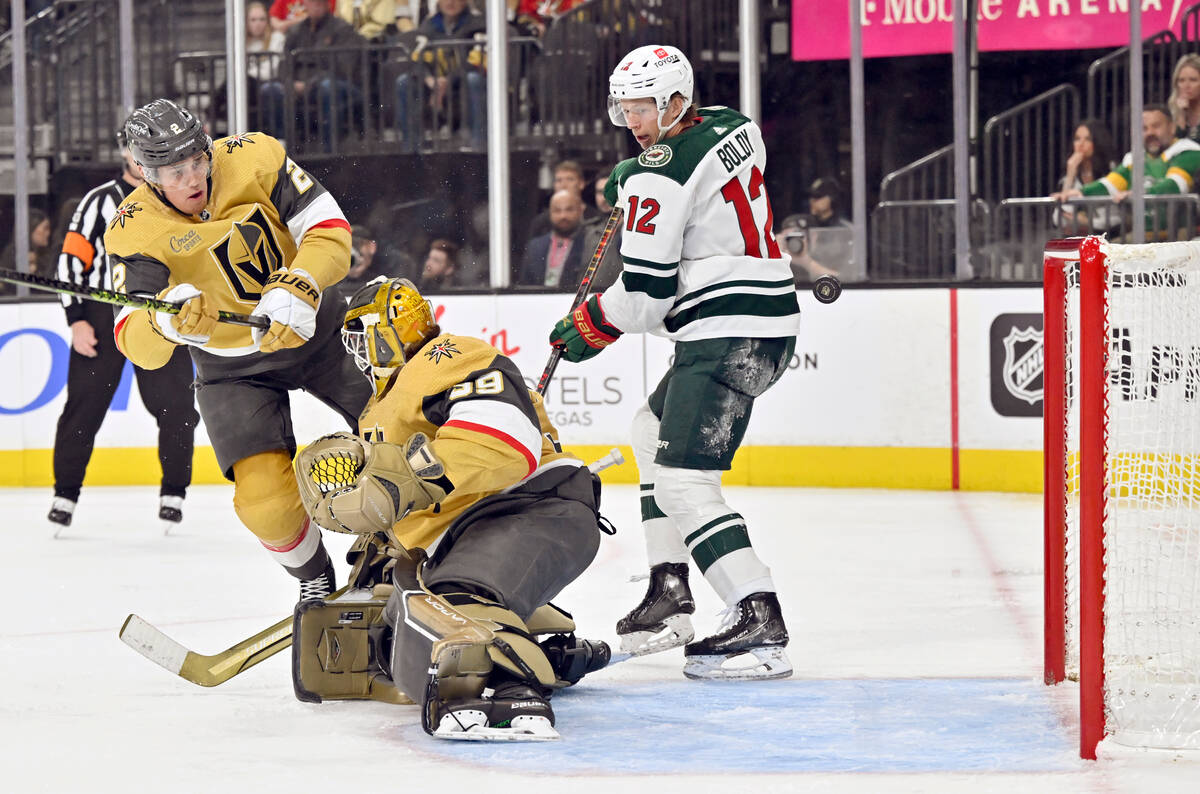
[298,559,337,602]
[431,681,559,741]
[616,562,696,655]
[159,495,183,535]
[683,591,792,681]
[541,633,612,686]
[48,497,76,537]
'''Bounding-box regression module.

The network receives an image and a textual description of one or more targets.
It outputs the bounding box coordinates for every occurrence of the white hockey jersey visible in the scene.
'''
[601,106,800,341]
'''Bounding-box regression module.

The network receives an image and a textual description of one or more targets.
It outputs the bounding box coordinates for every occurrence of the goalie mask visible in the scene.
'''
[608,44,694,139]
[343,277,437,396]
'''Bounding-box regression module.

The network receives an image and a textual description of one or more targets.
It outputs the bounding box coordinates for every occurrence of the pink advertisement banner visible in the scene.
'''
[793,1,1191,61]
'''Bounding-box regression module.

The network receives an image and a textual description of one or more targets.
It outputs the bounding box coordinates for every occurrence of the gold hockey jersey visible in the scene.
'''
[105,132,351,370]
[359,334,580,552]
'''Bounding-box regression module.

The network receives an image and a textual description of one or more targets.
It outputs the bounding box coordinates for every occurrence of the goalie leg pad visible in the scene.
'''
[292,585,413,705]
[384,585,558,734]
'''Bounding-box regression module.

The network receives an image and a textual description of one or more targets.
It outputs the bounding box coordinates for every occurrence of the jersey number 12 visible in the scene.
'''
[721,165,781,259]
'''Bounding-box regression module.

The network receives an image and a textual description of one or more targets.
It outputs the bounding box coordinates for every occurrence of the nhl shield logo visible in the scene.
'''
[1001,326,1043,405]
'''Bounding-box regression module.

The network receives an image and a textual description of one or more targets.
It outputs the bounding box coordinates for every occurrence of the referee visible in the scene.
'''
[48,127,199,532]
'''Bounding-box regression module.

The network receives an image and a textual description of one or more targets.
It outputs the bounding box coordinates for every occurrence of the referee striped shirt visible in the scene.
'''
[57,176,134,325]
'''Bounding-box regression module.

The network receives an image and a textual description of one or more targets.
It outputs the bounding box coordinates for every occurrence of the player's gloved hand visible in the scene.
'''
[549,294,622,363]
[295,431,452,537]
[252,267,320,353]
[154,283,218,345]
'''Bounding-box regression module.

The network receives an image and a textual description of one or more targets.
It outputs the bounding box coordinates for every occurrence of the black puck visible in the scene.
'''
[813,275,842,304]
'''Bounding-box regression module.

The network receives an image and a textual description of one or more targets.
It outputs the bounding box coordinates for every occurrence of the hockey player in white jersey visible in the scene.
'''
[548,45,800,680]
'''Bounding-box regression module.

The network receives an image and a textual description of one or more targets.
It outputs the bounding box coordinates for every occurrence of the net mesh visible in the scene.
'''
[1063,240,1200,749]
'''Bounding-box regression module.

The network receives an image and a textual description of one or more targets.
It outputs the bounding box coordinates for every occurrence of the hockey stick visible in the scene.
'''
[119,585,351,687]
[536,205,624,396]
[0,268,269,329]
[118,453,627,687]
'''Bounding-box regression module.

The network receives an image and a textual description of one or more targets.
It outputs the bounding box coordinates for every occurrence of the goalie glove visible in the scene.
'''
[295,431,453,538]
[252,268,321,353]
[548,294,622,363]
[153,283,218,345]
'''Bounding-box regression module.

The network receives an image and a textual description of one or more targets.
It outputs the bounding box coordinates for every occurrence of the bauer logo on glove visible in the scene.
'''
[253,267,321,353]
[548,294,623,363]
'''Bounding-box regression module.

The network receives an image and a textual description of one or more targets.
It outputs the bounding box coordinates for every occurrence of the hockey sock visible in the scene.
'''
[262,518,331,580]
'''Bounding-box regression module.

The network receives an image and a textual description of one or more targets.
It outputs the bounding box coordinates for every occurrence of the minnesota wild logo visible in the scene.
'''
[638,144,672,168]
[223,133,258,153]
[108,202,142,230]
[424,339,460,363]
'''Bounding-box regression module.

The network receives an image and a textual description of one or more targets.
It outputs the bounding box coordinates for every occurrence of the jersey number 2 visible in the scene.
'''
[721,165,781,259]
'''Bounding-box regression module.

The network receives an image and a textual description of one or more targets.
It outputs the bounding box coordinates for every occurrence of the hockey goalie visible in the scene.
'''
[292,277,611,741]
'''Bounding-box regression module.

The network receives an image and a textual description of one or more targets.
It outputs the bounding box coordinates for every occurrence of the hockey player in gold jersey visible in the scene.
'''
[291,277,609,741]
[105,99,370,600]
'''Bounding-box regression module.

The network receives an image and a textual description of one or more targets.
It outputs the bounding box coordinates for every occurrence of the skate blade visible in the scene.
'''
[434,714,560,742]
[618,614,695,656]
[683,645,793,681]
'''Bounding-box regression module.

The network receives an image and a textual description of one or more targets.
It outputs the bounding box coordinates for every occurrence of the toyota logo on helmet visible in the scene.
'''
[607,45,694,138]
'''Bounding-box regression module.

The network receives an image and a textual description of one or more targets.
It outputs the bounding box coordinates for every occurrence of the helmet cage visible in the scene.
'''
[342,278,436,395]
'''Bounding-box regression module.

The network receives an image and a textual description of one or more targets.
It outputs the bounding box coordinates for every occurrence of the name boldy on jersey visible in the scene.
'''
[104,132,349,364]
[603,106,800,341]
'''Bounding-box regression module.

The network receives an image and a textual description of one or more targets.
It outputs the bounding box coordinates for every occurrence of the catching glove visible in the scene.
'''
[252,268,320,353]
[548,294,622,363]
[154,283,218,345]
[295,431,452,538]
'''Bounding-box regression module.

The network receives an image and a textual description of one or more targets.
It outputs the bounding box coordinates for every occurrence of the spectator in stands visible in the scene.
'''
[392,0,487,152]
[806,177,852,230]
[248,2,286,82]
[1170,53,1200,143]
[526,160,597,240]
[419,238,460,290]
[335,0,396,42]
[270,0,334,34]
[509,0,586,37]
[777,213,840,284]
[1050,118,1117,233]
[1054,105,1200,234]
[1,209,52,292]
[517,189,586,287]
[344,223,413,290]
[263,0,364,150]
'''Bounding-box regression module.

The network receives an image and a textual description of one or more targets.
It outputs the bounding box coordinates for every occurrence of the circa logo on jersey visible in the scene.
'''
[108,202,142,230]
[209,205,286,303]
[989,313,1044,417]
[638,144,673,168]
[222,133,258,153]
[424,339,460,364]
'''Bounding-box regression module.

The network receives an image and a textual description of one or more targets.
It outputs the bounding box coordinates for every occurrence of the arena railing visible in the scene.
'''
[868,199,990,280]
[879,145,954,203]
[984,194,1200,281]
[981,84,1080,203]
[1086,29,1181,157]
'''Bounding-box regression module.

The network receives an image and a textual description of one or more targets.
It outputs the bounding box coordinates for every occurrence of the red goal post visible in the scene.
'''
[1043,236,1200,760]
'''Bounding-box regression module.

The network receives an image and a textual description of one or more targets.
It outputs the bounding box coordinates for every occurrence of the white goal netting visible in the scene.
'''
[1063,240,1200,750]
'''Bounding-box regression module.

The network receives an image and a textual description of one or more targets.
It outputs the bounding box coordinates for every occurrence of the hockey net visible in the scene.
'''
[1044,236,1200,759]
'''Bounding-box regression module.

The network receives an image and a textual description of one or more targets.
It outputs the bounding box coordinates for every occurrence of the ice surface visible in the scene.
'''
[2,484,1199,792]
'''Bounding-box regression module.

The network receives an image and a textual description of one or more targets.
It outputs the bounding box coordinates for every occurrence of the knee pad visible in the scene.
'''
[654,466,726,527]
[232,450,307,546]
[630,402,663,476]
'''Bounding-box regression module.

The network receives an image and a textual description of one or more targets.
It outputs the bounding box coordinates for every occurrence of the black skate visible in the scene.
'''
[431,681,558,741]
[298,559,337,602]
[541,634,612,686]
[616,562,696,656]
[683,592,792,681]
[159,495,183,535]
[48,497,75,537]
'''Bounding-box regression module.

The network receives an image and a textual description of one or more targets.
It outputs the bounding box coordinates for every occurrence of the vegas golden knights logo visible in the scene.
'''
[210,206,286,302]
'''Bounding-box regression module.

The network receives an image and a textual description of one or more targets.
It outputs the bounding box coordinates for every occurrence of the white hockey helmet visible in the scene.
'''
[608,45,694,137]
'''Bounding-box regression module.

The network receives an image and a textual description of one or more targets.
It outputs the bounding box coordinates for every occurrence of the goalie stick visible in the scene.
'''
[537,205,624,396]
[118,450,627,687]
[0,268,269,329]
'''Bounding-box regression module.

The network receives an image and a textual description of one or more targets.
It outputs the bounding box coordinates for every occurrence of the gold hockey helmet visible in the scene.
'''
[342,277,437,395]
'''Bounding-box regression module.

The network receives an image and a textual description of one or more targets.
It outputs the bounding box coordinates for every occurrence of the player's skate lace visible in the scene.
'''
[299,570,334,601]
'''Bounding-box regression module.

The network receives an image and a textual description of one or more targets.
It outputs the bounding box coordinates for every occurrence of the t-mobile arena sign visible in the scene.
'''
[793,1,1189,61]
